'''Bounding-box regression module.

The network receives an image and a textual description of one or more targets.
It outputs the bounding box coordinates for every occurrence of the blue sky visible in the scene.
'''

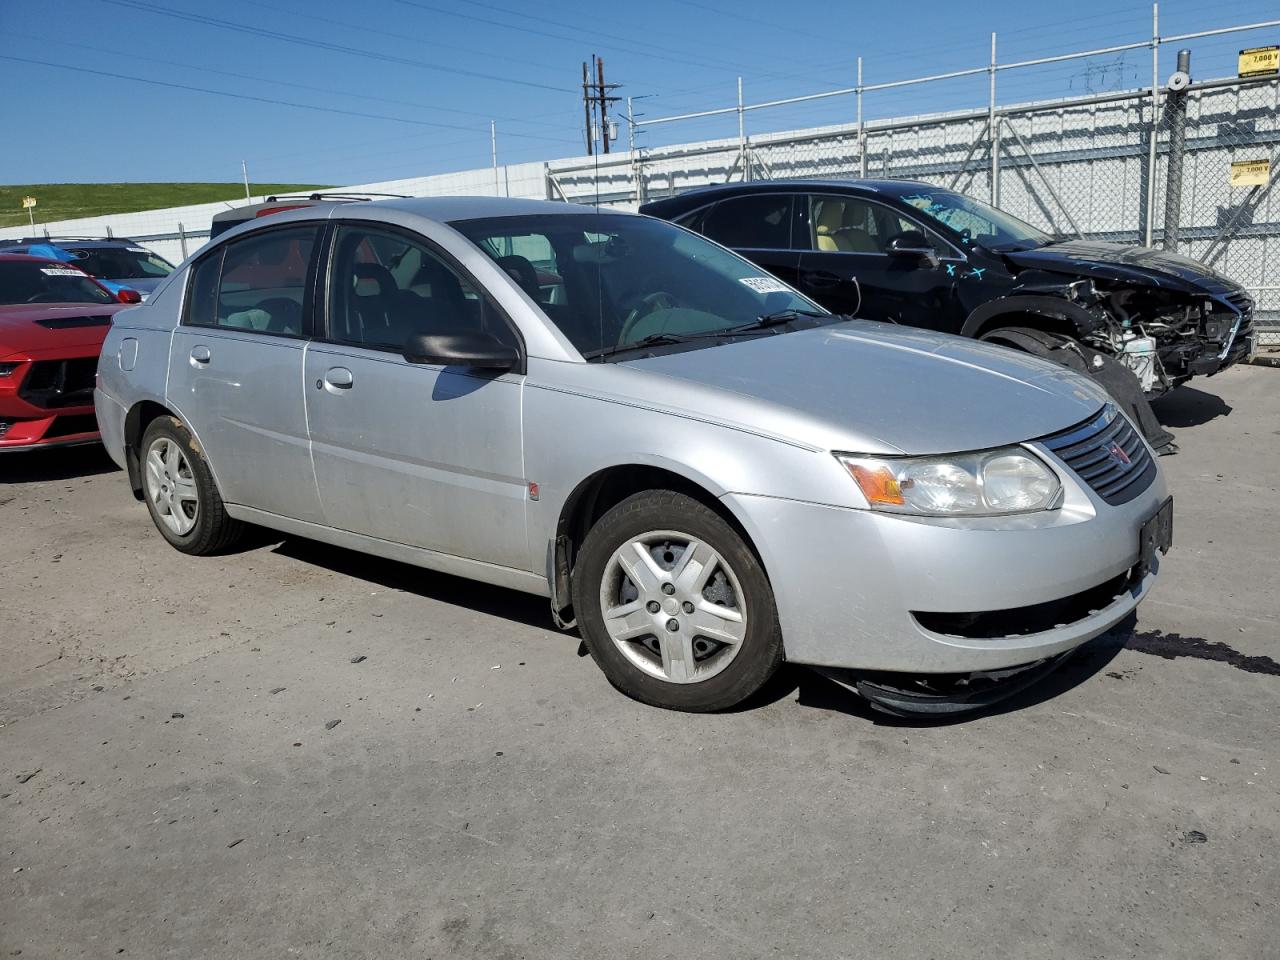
[2,0,1277,186]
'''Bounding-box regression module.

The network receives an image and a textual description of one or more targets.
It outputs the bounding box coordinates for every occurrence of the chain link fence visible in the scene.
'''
[548,74,1279,346]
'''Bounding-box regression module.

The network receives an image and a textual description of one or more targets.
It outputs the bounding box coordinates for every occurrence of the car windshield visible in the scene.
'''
[451,213,828,359]
[897,191,1052,251]
[63,246,174,279]
[0,260,115,306]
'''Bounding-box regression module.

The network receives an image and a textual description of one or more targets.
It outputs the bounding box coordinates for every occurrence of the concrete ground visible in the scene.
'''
[1,365,1277,960]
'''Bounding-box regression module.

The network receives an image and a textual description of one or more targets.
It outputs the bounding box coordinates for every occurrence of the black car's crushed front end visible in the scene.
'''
[998,241,1256,396]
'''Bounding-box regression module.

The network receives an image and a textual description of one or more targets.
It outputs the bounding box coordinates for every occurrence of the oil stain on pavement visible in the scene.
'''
[1128,629,1280,676]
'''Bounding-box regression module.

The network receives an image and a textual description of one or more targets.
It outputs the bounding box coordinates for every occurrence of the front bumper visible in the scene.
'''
[726,456,1168,674]
[0,355,100,452]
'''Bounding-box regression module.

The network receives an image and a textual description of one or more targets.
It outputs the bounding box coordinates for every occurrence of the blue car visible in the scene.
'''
[0,237,175,300]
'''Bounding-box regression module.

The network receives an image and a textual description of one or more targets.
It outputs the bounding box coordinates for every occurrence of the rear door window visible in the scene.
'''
[184,225,319,336]
[701,194,794,249]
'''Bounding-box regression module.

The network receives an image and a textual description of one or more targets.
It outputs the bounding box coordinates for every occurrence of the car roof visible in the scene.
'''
[370,195,605,222]
[638,178,942,212]
[0,252,84,264]
[0,238,137,247]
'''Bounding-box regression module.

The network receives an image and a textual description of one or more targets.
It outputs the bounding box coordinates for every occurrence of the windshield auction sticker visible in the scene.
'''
[1230,159,1271,188]
[39,267,86,277]
[739,276,792,294]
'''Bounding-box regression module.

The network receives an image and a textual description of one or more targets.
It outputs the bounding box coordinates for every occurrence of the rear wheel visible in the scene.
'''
[572,490,783,712]
[140,416,243,555]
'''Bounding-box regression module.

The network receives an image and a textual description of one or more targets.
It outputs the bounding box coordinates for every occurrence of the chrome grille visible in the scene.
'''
[1039,405,1156,506]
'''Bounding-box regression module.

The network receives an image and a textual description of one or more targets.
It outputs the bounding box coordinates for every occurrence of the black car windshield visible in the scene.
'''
[897,191,1052,251]
[0,260,115,306]
[63,246,174,279]
[451,213,828,359]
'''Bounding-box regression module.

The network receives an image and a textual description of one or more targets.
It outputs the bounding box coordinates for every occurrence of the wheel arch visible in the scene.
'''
[547,461,766,625]
[123,400,178,498]
[961,295,1102,341]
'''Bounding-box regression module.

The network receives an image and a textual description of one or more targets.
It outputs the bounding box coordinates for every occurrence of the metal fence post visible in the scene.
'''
[178,222,188,260]
[856,56,866,178]
[737,77,750,181]
[989,32,1000,205]
[1144,1,1161,246]
[491,120,501,197]
[1162,49,1191,250]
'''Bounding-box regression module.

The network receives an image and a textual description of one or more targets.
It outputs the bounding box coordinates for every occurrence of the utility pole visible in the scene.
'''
[597,57,611,154]
[581,55,621,155]
[582,60,594,156]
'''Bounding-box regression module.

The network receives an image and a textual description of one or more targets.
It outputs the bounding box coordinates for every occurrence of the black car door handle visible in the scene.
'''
[802,270,843,288]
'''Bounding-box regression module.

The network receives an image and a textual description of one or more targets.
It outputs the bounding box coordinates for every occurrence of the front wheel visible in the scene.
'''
[572,490,783,712]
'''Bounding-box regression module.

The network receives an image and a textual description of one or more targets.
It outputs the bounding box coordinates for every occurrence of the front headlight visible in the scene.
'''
[837,447,1061,516]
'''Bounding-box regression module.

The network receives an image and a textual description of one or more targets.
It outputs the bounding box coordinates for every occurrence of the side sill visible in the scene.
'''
[225,504,551,598]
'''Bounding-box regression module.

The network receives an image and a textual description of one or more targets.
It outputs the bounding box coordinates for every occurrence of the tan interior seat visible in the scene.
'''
[840,204,881,253]
[814,201,851,251]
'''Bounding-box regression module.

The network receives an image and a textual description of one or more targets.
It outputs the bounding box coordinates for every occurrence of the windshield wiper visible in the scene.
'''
[584,309,832,362]
[584,331,704,361]
[725,308,830,334]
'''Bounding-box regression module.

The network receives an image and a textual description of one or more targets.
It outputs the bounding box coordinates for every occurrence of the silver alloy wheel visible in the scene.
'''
[599,530,748,684]
[144,436,199,537]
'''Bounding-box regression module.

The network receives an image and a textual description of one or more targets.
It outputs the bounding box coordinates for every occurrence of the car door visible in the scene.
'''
[797,194,962,329]
[167,223,324,522]
[303,222,529,570]
[694,193,802,289]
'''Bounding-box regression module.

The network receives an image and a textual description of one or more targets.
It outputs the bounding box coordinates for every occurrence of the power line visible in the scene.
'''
[232,0,568,79]
[0,54,576,141]
[11,31,580,138]
[99,0,572,94]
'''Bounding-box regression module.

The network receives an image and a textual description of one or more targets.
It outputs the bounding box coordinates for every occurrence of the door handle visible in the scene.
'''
[189,345,211,365]
[322,367,354,390]
[802,270,843,288]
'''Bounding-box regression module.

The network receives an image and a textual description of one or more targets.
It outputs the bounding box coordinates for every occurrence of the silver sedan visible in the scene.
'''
[95,197,1171,713]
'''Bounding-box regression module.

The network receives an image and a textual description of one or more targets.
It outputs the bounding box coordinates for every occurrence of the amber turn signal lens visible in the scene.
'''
[847,463,905,506]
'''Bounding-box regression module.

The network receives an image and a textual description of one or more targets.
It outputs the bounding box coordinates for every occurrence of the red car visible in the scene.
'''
[0,254,137,452]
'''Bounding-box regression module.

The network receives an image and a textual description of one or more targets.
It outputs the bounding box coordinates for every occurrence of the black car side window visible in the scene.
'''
[326,226,516,353]
[702,194,793,250]
[808,195,948,256]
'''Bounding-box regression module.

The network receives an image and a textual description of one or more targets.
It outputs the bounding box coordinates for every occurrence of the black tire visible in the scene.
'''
[139,416,243,555]
[571,490,783,712]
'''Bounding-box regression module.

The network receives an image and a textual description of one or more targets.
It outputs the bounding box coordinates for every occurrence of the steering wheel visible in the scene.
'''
[618,291,679,344]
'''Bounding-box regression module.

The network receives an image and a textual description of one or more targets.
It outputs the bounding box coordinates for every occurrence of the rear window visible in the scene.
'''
[63,246,173,280]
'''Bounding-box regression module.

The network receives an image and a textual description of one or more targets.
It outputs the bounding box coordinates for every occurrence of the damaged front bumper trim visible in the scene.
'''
[813,652,1077,717]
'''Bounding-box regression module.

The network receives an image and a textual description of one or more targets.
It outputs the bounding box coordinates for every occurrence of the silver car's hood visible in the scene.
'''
[619,321,1110,455]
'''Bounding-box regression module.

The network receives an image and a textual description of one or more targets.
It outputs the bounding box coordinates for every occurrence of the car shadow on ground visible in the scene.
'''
[268,535,556,631]
[0,444,118,484]
[260,533,1133,722]
[1151,384,1232,428]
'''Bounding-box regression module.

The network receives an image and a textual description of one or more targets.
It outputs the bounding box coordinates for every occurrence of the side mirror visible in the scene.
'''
[886,233,939,267]
[402,331,519,371]
[116,288,143,304]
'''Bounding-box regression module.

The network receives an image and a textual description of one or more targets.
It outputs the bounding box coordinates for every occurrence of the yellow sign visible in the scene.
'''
[1230,159,1271,188]
[21,196,36,209]
[1238,46,1279,78]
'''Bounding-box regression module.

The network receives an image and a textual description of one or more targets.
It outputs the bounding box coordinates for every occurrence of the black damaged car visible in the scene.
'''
[641,180,1255,434]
